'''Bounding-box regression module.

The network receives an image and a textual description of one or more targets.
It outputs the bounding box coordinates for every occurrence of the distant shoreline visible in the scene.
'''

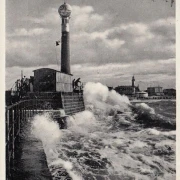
[130,98,176,103]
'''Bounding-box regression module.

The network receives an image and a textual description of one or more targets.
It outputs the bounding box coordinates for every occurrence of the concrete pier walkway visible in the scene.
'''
[11,120,52,180]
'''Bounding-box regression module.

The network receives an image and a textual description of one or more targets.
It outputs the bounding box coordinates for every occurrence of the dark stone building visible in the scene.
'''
[33,68,73,92]
[163,88,176,96]
[147,86,164,96]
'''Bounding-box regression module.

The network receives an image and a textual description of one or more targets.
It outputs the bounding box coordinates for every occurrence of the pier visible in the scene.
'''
[5,2,86,179]
[6,92,85,179]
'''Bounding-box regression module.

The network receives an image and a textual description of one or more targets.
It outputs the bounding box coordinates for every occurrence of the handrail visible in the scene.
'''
[6,92,85,179]
[5,98,63,179]
[6,98,61,110]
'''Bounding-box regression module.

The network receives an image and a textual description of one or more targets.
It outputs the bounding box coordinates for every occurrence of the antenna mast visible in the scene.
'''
[21,70,23,79]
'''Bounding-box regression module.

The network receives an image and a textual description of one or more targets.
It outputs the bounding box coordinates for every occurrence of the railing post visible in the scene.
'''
[12,108,15,160]
[27,101,29,118]
[26,101,28,119]
[6,110,10,179]
[36,99,37,115]
[30,101,32,117]
[22,102,24,122]
[24,102,26,121]
[24,103,26,120]
[19,103,22,134]
[23,102,25,120]
[8,108,13,173]
[18,104,21,140]
[14,105,17,139]
[32,99,35,116]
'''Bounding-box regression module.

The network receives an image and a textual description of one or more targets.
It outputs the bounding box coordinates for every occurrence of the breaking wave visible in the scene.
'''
[31,82,176,180]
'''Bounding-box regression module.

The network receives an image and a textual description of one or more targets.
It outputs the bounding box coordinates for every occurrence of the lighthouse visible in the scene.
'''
[132,76,135,87]
[132,75,135,94]
[58,2,72,74]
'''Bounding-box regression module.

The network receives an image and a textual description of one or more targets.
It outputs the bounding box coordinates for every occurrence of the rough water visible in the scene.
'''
[31,82,176,180]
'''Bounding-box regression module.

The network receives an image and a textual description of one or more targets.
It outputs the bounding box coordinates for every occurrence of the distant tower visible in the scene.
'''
[58,2,72,74]
[132,76,135,87]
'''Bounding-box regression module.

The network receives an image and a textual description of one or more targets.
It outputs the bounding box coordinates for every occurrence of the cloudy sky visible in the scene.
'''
[6,0,175,90]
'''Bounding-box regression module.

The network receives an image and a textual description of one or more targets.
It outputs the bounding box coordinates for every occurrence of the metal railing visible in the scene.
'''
[6,92,85,179]
[5,99,61,179]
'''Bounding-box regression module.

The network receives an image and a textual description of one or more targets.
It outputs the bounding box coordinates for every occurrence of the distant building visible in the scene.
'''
[115,76,139,96]
[163,88,176,96]
[147,86,164,96]
[135,91,148,98]
[115,86,135,96]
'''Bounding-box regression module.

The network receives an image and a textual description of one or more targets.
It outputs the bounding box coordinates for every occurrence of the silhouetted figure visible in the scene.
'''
[73,78,82,92]
[19,76,29,98]
[75,78,80,86]
[72,79,75,90]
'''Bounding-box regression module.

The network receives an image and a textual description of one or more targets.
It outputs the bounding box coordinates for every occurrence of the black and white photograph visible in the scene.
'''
[4,0,177,179]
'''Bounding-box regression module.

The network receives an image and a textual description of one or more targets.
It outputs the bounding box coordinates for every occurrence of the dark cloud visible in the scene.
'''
[5,0,175,89]
[6,1,175,67]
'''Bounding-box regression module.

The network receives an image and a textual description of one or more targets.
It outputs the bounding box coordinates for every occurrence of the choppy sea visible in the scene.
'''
[31,82,176,180]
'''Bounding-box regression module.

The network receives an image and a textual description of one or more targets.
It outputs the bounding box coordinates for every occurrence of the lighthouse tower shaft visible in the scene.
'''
[132,76,135,87]
[61,17,70,74]
[58,3,72,75]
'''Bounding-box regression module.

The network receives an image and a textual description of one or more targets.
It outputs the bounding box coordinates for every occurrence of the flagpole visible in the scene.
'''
[55,41,61,69]
[55,45,59,67]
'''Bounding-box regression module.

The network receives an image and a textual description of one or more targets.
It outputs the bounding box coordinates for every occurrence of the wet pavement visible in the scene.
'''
[10,120,52,180]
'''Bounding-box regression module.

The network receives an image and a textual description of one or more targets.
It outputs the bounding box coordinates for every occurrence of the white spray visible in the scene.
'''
[83,82,131,116]
[31,113,82,180]
[30,82,175,180]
